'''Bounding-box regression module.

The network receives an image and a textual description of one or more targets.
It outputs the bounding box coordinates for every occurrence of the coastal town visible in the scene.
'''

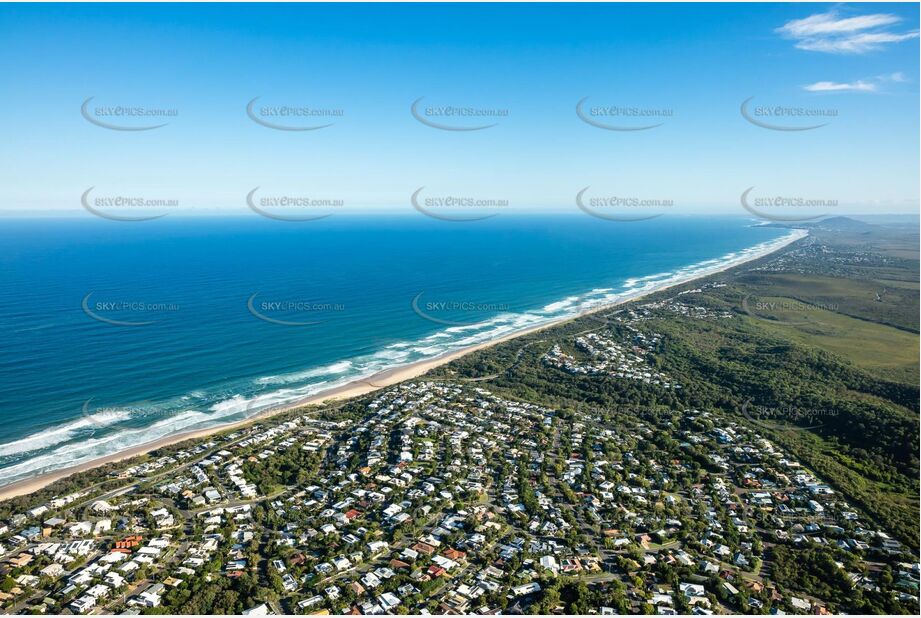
[1,315,917,615]
[1,0,919,615]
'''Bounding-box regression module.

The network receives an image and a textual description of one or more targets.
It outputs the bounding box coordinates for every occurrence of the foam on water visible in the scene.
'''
[256,360,353,385]
[0,409,132,458]
[0,228,806,487]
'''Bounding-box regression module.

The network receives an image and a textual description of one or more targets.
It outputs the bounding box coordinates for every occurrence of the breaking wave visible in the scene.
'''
[0,229,806,487]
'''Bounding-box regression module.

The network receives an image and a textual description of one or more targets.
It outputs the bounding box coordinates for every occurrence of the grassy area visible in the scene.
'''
[439,217,919,548]
[688,220,919,546]
[742,297,919,384]
[737,272,918,334]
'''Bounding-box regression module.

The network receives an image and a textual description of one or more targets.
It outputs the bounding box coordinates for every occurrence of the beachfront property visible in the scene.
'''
[0,375,917,614]
[543,330,679,389]
[0,0,916,614]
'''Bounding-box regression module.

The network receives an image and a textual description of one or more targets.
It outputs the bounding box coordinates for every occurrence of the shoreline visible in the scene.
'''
[0,229,808,502]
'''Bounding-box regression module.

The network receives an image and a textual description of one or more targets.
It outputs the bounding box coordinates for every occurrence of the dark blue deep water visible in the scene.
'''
[0,215,794,485]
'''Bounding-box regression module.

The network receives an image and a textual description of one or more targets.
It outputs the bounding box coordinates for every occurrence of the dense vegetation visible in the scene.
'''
[431,218,920,550]
[1,217,916,616]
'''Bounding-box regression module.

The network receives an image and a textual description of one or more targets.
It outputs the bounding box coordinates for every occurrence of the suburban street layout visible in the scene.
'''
[1,279,918,615]
[1,2,919,616]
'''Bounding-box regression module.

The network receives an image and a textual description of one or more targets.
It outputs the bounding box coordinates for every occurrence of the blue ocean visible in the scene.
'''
[0,215,795,486]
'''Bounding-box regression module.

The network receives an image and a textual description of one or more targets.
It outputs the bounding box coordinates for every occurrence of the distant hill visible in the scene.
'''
[804,216,877,232]
[768,215,919,233]
[850,214,921,228]
[761,216,876,233]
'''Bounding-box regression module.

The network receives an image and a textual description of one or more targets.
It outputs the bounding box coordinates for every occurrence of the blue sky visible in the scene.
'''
[0,2,918,216]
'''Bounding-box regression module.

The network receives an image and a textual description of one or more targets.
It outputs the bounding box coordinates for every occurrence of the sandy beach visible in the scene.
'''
[0,229,807,502]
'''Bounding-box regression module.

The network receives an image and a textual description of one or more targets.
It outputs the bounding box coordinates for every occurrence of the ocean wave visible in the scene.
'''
[372,349,413,361]
[0,407,234,484]
[239,229,808,432]
[256,360,353,385]
[540,296,580,313]
[0,409,132,458]
[0,229,807,487]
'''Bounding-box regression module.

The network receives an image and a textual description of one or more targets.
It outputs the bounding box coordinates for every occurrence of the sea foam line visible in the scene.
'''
[0,229,806,486]
[0,409,132,458]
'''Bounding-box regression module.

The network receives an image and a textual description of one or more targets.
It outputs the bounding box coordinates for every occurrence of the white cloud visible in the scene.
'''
[802,80,877,92]
[778,12,900,37]
[884,72,907,83]
[797,31,919,54]
[778,11,919,54]
[802,72,911,94]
